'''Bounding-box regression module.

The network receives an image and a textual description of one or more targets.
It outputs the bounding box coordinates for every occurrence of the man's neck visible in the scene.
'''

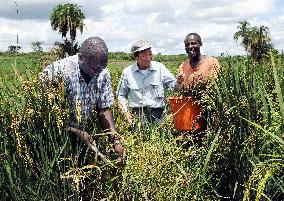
[137,62,150,70]
[80,69,93,84]
[190,55,203,68]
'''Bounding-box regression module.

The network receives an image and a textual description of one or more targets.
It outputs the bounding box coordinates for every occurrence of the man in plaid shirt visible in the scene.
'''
[41,37,125,158]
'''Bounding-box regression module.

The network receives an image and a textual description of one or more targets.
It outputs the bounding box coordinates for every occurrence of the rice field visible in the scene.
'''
[0,52,283,200]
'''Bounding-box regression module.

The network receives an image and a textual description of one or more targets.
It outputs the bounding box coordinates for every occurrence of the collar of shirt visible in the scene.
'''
[133,61,156,72]
[77,67,99,85]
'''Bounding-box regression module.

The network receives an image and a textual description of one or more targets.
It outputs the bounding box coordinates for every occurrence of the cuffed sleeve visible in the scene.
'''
[117,72,130,112]
[161,65,177,90]
[97,69,114,108]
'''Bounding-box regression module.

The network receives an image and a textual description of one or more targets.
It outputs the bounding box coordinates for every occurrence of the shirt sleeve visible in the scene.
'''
[178,62,184,75]
[211,57,221,79]
[161,64,177,91]
[40,61,62,82]
[116,71,129,112]
[97,69,114,108]
[175,63,185,90]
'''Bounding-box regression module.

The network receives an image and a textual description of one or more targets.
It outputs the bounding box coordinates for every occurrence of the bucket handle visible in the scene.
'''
[172,101,188,116]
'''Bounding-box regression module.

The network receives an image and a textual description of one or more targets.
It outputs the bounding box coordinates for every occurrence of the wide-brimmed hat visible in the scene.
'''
[131,39,152,53]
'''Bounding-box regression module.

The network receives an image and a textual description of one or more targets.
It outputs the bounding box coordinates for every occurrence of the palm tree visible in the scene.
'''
[50,3,85,55]
[234,21,273,62]
[250,25,272,61]
[234,21,251,52]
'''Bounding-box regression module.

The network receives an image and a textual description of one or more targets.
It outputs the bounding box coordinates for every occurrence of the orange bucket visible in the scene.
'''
[167,97,202,131]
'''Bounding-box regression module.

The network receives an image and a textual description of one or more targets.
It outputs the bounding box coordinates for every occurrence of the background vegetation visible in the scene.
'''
[0,50,283,200]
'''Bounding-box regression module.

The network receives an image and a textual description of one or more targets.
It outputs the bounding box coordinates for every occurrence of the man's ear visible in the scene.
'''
[78,53,83,61]
[78,53,84,67]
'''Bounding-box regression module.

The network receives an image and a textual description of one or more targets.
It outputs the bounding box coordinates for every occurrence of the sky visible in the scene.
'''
[0,0,284,56]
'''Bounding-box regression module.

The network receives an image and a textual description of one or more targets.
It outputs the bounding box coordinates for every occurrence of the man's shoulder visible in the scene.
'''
[52,54,79,69]
[99,68,111,77]
[204,55,218,61]
[151,60,164,67]
[122,63,136,74]
[204,56,220,66]
[150,61,167,71]
[177,59,189,69]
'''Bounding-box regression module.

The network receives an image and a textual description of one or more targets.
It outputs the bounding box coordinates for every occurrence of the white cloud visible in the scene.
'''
[0,0,283,56]
[267,14,284,51]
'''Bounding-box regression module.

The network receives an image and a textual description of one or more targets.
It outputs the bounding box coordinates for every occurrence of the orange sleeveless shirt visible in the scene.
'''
[178,56,220,88]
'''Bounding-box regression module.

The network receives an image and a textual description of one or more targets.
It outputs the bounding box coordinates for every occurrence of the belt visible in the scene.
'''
[131,107,163,111]
[131,107,164,122]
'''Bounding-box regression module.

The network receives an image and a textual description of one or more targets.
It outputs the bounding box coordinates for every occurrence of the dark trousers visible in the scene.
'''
[131,107,163,123]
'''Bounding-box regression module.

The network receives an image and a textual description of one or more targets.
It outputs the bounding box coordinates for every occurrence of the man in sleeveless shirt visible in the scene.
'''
[176,33,221,143]
[176,33,220,95]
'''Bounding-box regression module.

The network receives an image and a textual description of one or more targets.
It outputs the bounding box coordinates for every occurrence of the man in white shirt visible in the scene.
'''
[117,39,177,123]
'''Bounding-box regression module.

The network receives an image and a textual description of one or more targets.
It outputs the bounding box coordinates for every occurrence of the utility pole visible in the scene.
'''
[15,1,19,44]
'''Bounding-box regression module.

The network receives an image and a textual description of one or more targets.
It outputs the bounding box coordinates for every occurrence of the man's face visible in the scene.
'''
[136,48,152,69]
[184,35,202,58]
[78,54,107,77]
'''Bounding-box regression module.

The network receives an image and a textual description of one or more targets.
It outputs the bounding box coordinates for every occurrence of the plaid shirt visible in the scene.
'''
[41,54,114,128]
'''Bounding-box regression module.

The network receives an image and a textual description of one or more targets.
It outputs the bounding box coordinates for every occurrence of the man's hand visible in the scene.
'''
[113,141,125,156]
[113,139,127,165]
[67,127,91,145]
[176,73,185,84]
[79,131,91,145]
[175,73,186,90]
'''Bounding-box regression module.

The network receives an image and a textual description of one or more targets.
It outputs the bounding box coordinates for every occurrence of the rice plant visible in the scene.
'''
[0,52,283,200]
[201,52,284,200]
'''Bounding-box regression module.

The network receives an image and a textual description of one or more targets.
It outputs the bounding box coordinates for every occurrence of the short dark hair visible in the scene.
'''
[184,33,202,45]
[79,37,108,65]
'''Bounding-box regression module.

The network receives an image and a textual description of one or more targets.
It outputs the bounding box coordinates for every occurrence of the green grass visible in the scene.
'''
[0,52,283,200]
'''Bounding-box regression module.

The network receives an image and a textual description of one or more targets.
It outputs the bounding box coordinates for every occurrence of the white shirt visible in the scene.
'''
[117,61,176,112]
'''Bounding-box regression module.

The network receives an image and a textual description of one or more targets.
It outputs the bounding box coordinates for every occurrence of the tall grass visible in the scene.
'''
[0,52,283,200]
[202,53,284,200]
[0,66,77,200]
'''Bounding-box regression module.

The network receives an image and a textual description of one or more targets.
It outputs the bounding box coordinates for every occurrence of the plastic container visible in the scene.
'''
[167,96,202,131]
